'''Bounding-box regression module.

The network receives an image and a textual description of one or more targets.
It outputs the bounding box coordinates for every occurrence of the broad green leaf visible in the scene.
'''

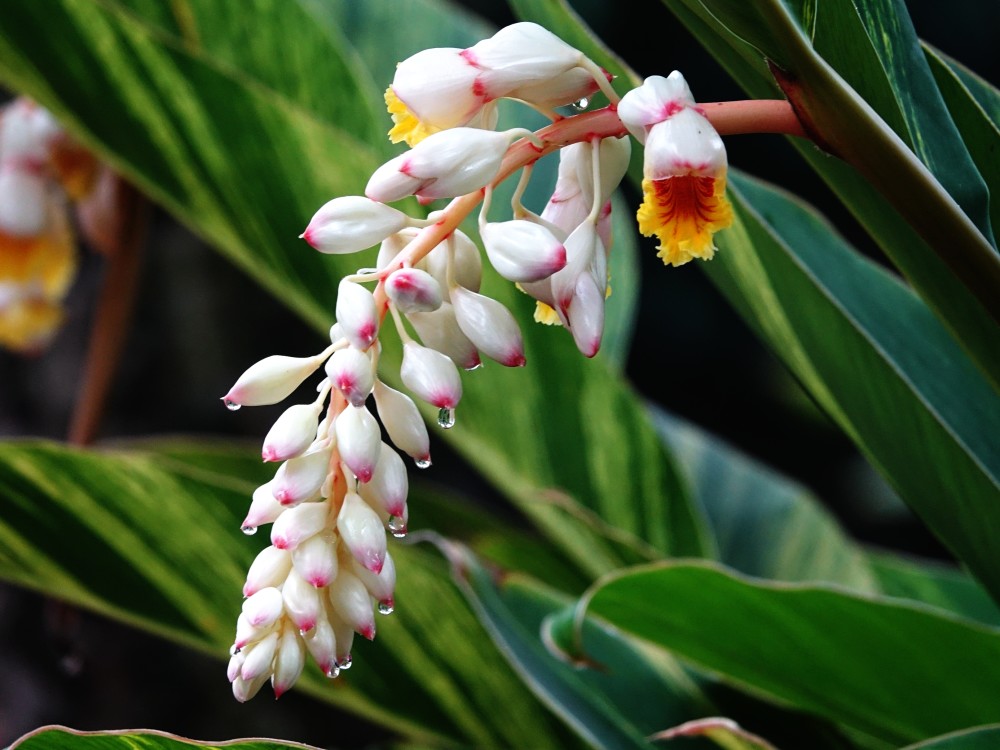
[0,0,708,575]
[0,440,571,748]
[10,728,320,750]
[902,726,1000,750]
[658,0,1000,391]
[560,561,1000,746]
[650,409,876,591]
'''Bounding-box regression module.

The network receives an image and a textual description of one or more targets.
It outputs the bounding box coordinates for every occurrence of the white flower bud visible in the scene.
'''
[419,230,482,296]
[352,551,397,608]
[617,71,696,143]
[336,279,379,351]
[243,481,285,530]
[450,285,525,367]
[390,47,485,131]
[282,568,323,632]
[262,403,322,462]
[644,108,726,180]
[227,650,245,683]
[222,353,325,408]
[384,267,443,313]
[271,449,331,506]
[567,271,605,358]
[242,587,284,629]
[551,221,600,316]
[329,571,377,641]
[467,23,582,90]
[373,381,430,463]
[331,614,357,661]
[231,673,268,703]
[358,442,409,518]
[400,340,463,408]
[272,623,306,698]
[234,612,269,650]
[243,546,293,597]
[481,220,567,282]
[366,128,513,203]
[240,631,279,682]
[301,196,410,254]
[335,404,381,483]
[324,346,375,408]
[338,491,388,574]
[304,616,337,675]
[270,501,328,550]
[291,533,338,588]
[407,302,481,370]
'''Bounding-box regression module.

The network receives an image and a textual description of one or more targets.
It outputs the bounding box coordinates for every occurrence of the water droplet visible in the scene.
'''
[377,602,394,616]
[325,665,341,679]
[229,644,240,656]
[464,362,483,372]
[241,525,258,536]
[224,399,242,411]
[337,655,353,670]
[414,457,432,469]
[298,629,308,637]
[437,407,455,429]
[387,515,408,538]
[573,97,589,111]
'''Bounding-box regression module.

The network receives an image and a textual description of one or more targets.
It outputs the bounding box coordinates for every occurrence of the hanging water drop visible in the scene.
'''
[387,515,408,538]
[337,655,353,670]
[573,97,589,111]
[241,524,258,536]
[414,457,432,469]
[224,399,242,411]
[377,601,394,616]
[325,665,341,679]
[437,407,455,429]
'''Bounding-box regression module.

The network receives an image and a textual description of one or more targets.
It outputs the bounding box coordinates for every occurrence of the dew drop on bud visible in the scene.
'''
[337,655,353,670]
[437,407,455,429]
[224,399,242,411]
[414,457,432,469]
[387,515,407,538]
[378,602,394,616]
[241,525,258,536]
[325,666,341,679]
[573,97,589,111]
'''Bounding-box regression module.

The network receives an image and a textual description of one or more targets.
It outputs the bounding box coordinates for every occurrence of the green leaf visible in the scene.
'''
[650,409,876,591]
[660,0,1000,392]
[562,561,1000,746]
[9,728,321,750]
[901,726,1000,750]
[704,170,1000,602]
[0,0,708,574]
[0,440,570,748]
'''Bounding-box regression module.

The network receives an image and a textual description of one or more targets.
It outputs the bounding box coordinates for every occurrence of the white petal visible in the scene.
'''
[481,220,566,282]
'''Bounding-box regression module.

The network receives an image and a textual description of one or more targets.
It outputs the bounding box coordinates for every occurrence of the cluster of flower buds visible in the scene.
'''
[0,98,102,353]
[224,23,735,701]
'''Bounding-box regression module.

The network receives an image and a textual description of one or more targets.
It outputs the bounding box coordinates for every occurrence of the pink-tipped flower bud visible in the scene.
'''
[481,220,566,282]
[231,673,268,703]
[352,551,397,610]
[551,221,600,316]
[336,279,379,351]
[507,66,600,110]
[373,381,430,463]
[272,623,306,698]
[419,229,482,296]
[567,271,605,358]
[222,353,326,408]
[243,546,293,597]
[240,631,279,682]
[329,614,356,664]
[271,449,331,506]
[270,500,328,550]
[390,47,490,133]
[242,587,285,629]
[338,491,388,574]
[469,23,582,87]
[384,267,443,313]
[400,340,463,408]
[227,650,245,683]
[366,127,514,203]
[450,285,525,367]
[304,616,337,676]
[334,404,381,483]
[328,572,377,641]
[291,533,338,588]
[407,302,481,370]
[234,612,267,651]
[301,196,410,254]
[617,71,695,144]
[262,403,322,462]
[282,568,323,632]
[359,442,409,518]
[324,346,375,408]
[243,481,285,530]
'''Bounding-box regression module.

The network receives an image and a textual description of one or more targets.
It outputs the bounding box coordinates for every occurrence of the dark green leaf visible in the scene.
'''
[901,726,1000,750]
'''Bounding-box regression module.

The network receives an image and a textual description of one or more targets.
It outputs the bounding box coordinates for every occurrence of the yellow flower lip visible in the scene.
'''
[384,87,440,147]
[636,175,733,267]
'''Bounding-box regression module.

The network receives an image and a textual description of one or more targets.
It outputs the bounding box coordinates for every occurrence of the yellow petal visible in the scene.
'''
[636,175,732,266]
[385,88,440,147]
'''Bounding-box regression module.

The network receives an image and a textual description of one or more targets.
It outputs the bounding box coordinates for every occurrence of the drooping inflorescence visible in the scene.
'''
[222,22,733,702]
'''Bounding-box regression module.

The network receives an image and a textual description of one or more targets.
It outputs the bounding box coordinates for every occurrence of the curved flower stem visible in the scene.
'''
[68,177,149,446]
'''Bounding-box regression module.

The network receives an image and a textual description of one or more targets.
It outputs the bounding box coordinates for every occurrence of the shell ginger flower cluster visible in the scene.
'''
[222,23,736,702]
